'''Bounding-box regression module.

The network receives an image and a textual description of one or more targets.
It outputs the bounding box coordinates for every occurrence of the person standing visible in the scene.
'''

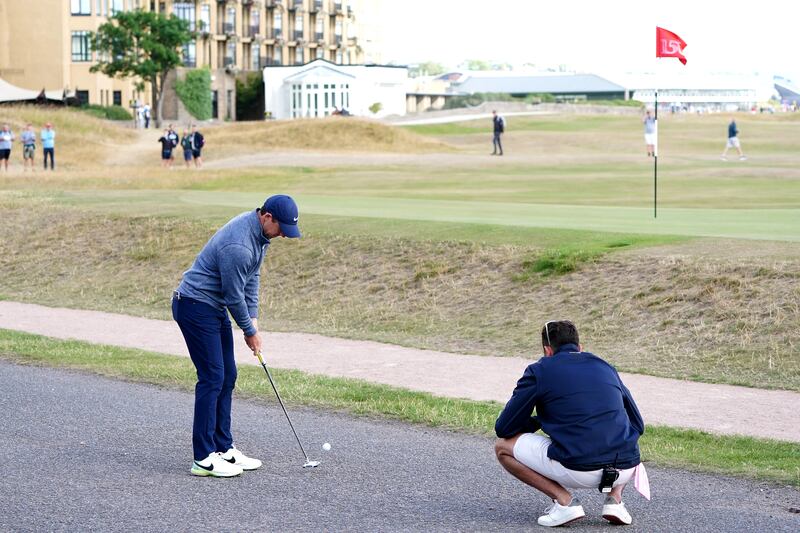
[190,125,205,168]
[157,129,174,168]
[166,124,179,165]
[0,124,15,171]
[143,104,151,129]
[180,129,193,168]
[20,124,36,172]
[491,110,505,156]
[172,194,302,477]
[41,123,56,170]
[494,320,647,527]
[721,118,746,161]
[643,110,656,157]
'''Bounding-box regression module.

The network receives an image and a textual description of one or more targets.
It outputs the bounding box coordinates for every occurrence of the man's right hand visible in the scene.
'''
[245,331,262,356]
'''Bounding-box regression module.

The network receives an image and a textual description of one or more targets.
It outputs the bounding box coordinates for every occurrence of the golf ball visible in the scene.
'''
[322,442,331,451]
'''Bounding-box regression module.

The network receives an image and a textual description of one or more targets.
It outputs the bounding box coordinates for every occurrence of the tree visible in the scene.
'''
[91,10,193,127]
[411,61,445,77]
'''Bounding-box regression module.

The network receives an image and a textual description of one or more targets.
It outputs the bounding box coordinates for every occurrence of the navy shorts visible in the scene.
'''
[0,149,10,160]
[162,150,172,160]
[192,148,202,158]
[183,149,193,161]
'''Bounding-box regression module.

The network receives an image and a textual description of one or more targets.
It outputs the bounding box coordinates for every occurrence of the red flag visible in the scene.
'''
[656,26,687,65]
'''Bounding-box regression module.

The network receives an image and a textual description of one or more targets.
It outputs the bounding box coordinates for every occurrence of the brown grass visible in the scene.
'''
[205,117,453,154]
[1,203,797,391]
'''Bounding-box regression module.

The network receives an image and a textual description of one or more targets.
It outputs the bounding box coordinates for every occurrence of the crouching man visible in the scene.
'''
[494,320,646,527]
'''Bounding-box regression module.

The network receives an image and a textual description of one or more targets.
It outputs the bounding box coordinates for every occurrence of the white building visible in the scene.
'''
[262,59,407,120]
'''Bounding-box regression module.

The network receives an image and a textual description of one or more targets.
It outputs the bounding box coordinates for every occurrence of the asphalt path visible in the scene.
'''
[1,361,798,532]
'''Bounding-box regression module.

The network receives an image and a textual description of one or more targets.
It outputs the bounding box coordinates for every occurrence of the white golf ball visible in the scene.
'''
[322,442,331,451]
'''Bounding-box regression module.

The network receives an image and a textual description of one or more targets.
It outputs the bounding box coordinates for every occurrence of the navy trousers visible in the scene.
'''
[172,295,237,461]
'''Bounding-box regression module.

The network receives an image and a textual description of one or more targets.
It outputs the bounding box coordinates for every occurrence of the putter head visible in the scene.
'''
[303,459,321,468]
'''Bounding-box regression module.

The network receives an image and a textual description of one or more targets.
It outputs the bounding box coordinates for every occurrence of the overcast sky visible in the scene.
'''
[376,0,799,80]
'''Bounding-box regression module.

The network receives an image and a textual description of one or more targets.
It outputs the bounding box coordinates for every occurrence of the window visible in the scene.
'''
[174,2,196,32]
[96,0,107,17]
[273,46,282,66]
[315,16,323,40]
[250,9,260,37]
[199,4,211,33]
[113,90,122,106]
[294,46,303,65]
[225,6,236,33]
[294,13,303,40]
[71,31,92,62]
[225,41,236,67]
[274,11,282,38]
[315,46,323,59]
[71,0,91,15]
[110,0,123,15]
[334,19,342,43]
[336,50,343,64]
[76,90,90,106]
[252,46,261,70]
[183,41,196,67]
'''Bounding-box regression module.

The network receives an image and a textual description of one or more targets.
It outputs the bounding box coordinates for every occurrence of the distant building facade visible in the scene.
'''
[263,59,406,119]
[0,0,364,120]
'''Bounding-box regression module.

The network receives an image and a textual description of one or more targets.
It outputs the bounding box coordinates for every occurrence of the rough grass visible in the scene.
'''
[2,330,798,486]
[0,105,129,169]
[0,203,797,391]
[207,117,453,154]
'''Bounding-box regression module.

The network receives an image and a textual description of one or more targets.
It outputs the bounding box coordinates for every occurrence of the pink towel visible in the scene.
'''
[634,463,651,500]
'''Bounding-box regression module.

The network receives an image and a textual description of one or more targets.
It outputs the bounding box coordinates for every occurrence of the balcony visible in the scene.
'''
[310,0,323,12]
[222,22,236,34]
[293,30,303,41]
[266,0,283,8]
[248,25,261,37]
[315,31,323,41]
[347,5,353,17]
[268,27,283,39]
[223,56,236,67]
[333,1,343,14]
[334,34,342,45]
[288,0,304,10]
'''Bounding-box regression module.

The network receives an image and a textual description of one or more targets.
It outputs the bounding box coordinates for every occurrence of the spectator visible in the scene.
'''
[143,104,151,129]
[491,110,505,156]
[190,125,205,168]
[721,118,747,161]
[643,110,656,157]
[41,123,56,170]
[180,129,193,168]
[20,123,36,172]
[0,124,15,171]
[167,124,179,165]
[158,128,174,168]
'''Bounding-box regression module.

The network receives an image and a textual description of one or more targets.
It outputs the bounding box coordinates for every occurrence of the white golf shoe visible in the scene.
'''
[537,498,585,527]
[602,496,633,525]
[220,446,262,471]
[191,452,243,478]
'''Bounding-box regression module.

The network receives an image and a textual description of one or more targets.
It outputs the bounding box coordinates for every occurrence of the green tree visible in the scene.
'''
[411,61,446,77]
[464,59,491,71]
[91,10,193,127]
[176,68,212,121]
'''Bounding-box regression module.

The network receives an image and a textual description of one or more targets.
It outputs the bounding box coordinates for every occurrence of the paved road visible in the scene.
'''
[1,361,798,532]
[2,301,799,443]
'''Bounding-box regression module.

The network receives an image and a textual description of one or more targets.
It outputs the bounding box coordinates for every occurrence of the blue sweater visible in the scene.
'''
[495,344,644,471]
[176,210,269,337]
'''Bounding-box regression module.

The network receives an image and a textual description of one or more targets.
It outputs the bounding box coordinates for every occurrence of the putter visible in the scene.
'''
[255,352,320,468]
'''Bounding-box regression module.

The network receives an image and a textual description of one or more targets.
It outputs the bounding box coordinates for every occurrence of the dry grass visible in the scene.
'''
[205,117,453,155]
[1,203,797,391]
[0,105,129,169]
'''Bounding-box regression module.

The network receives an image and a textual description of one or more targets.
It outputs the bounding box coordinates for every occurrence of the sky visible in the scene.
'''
[373,0,799,81]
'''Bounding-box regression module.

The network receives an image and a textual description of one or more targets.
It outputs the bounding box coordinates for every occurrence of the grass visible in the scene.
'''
[1,329,798,487]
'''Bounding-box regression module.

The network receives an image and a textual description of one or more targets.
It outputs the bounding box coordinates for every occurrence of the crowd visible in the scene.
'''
[158,123,205,169]
[0,122,56,172]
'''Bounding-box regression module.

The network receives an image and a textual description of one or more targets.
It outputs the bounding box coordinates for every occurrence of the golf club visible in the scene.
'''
[254,352,320,468]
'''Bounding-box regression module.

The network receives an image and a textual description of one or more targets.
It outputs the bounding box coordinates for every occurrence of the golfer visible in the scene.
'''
[173,195,302,477]
[494,320,645,527]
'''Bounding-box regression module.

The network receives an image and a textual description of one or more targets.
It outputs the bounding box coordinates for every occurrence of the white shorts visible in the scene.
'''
[513,433,636,489]
[644,133,657,145]
[726,137,740,148]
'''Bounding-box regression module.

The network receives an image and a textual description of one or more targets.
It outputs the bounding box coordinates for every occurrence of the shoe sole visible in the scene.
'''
[190,467,242,478]
[539,515,585,527]
[602,513,631,525]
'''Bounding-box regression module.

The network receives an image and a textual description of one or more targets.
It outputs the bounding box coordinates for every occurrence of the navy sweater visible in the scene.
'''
[495,344,644,471]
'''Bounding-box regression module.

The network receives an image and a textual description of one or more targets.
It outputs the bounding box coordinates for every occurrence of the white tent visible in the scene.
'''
[0,77,65,104]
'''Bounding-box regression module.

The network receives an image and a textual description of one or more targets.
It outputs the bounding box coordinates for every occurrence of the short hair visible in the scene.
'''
[541,320,579,352]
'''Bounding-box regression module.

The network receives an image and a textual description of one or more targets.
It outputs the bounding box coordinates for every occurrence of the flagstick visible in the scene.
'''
[654,89,658,219]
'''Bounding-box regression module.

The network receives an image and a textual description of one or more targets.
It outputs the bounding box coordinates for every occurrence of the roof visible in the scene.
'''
[0,78,64,103]
[454,74,626,95]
